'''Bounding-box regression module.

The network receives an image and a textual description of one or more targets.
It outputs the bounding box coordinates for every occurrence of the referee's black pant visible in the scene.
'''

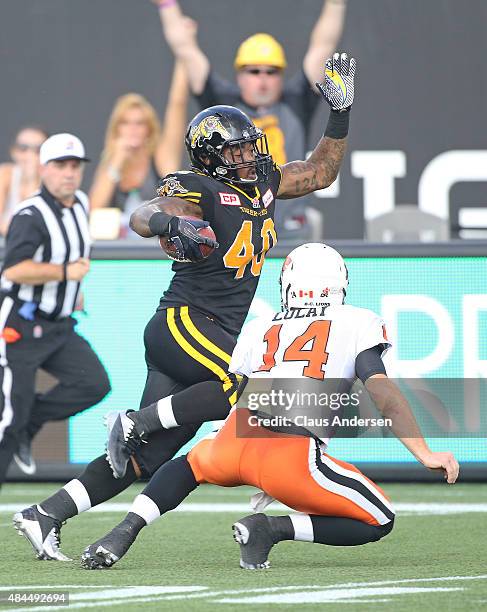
[0,296,111,485]
[131,305,239,477]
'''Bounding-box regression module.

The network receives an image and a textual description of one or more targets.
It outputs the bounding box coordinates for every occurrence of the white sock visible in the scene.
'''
[157,395,178,428]
[62,479,91,513]
[290,514,314,542]
[130,494,161,525]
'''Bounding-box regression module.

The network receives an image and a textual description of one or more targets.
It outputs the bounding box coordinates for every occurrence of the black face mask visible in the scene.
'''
[214,135,273,185]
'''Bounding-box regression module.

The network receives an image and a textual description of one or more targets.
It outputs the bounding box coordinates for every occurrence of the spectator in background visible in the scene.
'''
[89,61,189,237]
[155,0,347,239]
[0,126,48,236]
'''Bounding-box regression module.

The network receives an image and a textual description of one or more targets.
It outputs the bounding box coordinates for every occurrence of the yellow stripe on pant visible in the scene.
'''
[166,308,238,406]
[179,306,231,365]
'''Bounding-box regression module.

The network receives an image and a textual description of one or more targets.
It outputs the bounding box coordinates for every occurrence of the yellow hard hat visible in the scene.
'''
[234,33,287,70]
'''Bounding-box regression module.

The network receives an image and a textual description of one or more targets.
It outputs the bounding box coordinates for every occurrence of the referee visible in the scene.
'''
[0,133,111,485]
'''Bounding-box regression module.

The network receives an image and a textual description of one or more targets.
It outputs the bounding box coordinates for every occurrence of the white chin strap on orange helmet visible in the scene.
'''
[280,243,348,310]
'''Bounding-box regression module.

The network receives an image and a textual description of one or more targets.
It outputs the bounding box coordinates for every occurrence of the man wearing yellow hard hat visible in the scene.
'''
[234,32,288,71]
[153,0,347,238]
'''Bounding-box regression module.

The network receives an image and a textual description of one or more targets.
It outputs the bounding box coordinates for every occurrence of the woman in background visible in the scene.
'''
[90,61,189,237]
[0,126,48,235]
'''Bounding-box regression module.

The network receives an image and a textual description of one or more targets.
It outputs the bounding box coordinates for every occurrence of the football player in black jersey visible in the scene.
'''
[14,53,356,563]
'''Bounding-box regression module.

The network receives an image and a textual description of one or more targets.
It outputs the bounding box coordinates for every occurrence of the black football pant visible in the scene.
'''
[133,306,239,476]
[71,305,239,514]
[0,297,111,485]
[40,305,240,520]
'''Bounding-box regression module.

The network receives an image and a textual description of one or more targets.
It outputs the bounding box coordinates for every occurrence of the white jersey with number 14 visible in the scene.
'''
[230,304,391,381]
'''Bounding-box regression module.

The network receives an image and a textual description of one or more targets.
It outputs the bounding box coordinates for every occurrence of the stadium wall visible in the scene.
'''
[1,0,486,238]
[4,241,486,482]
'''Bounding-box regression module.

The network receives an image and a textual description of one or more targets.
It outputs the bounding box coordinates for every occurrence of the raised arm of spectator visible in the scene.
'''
[303,0,347,88]
[0,165,11,235]
[153,0,210,95]
[89,151,125,210]
[154,61,189,176]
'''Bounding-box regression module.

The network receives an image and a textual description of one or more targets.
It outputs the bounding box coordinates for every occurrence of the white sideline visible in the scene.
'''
[1,576,486,611]
[1,502,487,515]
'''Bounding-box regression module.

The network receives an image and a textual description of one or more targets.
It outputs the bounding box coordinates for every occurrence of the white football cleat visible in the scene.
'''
[13,505,71,561]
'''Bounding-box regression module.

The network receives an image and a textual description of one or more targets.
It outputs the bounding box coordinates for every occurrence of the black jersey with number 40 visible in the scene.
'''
[158,167,281,337]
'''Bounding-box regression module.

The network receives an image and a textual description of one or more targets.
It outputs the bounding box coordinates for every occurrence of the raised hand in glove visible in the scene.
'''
[316,52,356,112]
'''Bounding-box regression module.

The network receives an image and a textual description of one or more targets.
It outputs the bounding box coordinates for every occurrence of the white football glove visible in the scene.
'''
[316,52,356,111]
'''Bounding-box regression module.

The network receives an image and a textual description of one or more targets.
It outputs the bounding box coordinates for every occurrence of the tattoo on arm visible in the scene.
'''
[129,197,202,237]
[278,136,347,199]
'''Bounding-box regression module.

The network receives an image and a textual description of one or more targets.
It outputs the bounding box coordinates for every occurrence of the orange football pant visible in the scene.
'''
[187,410,393,526]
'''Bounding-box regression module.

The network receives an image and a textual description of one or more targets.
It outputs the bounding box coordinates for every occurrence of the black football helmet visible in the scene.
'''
[185,105,273,185]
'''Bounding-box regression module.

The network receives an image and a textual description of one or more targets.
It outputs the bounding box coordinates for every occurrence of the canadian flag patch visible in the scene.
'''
[298,290,314,298]
[262,188,274,208]
[219,192,241,206]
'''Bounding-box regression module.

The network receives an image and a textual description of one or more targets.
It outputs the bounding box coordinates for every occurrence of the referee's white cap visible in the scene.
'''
[40,133,90,165]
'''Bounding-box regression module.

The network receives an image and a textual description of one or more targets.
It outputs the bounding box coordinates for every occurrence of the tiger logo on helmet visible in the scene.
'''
[190,116,232,150]
[185,105,274,185]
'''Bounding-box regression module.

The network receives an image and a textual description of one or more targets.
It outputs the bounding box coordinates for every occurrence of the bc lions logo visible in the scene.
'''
[190,116,231,149]
[157,177,189,197]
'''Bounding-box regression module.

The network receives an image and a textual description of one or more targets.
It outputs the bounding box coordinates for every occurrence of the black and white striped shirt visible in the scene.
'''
[0,185,91,319]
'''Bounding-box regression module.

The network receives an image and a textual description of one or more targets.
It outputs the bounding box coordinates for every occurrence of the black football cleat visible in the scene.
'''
[232,513,276,569]
[105,411,146,479]
[13,505,71,561]
[81,519,139,569]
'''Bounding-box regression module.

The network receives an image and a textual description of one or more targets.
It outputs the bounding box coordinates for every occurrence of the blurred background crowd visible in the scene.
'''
[1,0,485,243]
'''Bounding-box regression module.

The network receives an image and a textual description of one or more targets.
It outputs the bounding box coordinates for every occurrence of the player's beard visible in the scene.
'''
[237,165,257,185]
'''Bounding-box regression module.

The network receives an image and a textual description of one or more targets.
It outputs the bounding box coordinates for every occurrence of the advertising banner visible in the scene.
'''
[69,256,487,466]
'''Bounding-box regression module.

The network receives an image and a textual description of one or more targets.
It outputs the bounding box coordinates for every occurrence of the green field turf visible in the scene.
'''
[0,482,486,611]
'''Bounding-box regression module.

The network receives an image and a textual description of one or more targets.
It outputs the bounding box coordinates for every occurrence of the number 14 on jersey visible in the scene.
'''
[258,320,332,380]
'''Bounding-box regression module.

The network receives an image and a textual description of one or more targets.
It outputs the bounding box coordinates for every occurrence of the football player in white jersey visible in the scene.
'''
[233,242,389,381]
[81,243,459,570]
